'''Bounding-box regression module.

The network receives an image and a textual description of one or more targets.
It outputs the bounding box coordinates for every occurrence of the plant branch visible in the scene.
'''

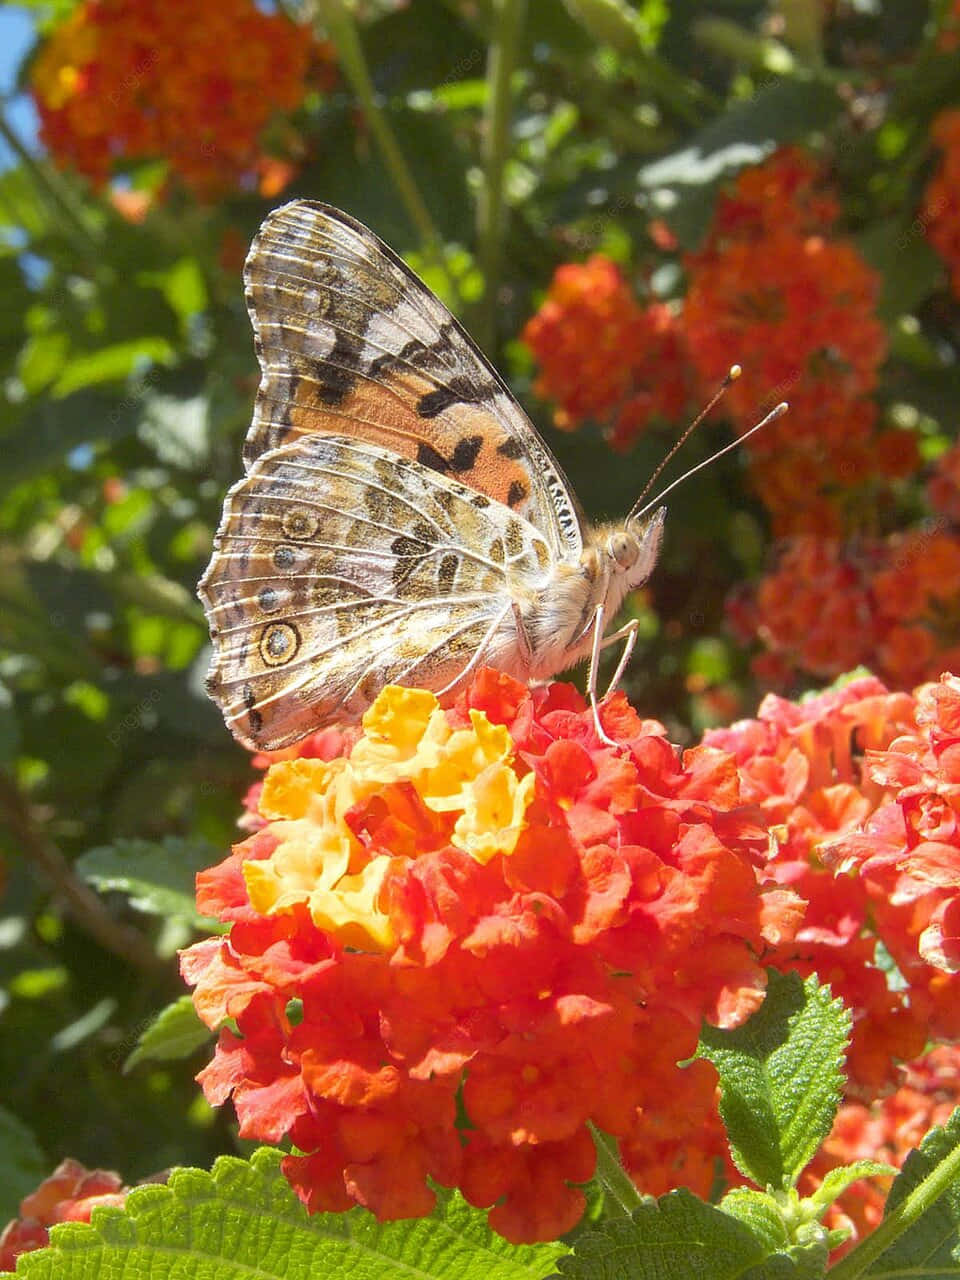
[0,772,166,976]
[827,1135,960,1279]
[0,109,100,252]
[475,0,526,354]
[590,1124,645,1217]
[312,0,452,289]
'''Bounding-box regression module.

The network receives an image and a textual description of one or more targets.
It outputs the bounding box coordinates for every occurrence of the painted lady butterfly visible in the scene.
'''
[199,201,714,751]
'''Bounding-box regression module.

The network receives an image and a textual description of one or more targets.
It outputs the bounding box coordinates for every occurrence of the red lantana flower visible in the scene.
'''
[681,147,905,541]
[182,670,801,1243]
[732,534,960,691]
[0,1161,127,1270]
[684,232,886,435]
[703,146,840,247]
[924,109,960,300]
[824,674,960,1002]
[31,0,323,197]
[521,256,689,448]
[704,675,934,1088]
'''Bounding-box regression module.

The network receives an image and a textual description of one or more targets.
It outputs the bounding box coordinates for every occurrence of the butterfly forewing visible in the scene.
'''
[243,200,583,559]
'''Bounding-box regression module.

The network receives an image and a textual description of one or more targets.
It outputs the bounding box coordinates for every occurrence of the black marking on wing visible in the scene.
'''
[496,437,524,459]
[507,480,528,508]
[417,376,489,419]
[417,442,451,474]
[450,435,483,472]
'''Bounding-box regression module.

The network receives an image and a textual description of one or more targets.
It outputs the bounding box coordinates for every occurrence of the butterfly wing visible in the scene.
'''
[199,433,555,749]
[242,199,583,562]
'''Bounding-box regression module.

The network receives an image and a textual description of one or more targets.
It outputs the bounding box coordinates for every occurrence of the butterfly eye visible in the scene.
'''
[607,531,639,569]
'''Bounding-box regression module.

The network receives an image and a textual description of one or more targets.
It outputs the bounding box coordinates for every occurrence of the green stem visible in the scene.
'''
[827,1136,960,1278]
[775,0,823,66]
[0,772,165,976]
[313,0,450,285]
[0,109,99,251]
[475,0,526,354]
[590,1124,645,1217]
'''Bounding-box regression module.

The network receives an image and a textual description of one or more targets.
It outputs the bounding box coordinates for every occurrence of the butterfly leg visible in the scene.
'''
[587,605,620,747]
[600,617,640,699]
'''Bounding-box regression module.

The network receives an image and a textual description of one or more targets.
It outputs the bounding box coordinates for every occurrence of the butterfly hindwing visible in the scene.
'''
[199,433,555,749]
[243,200,583,561]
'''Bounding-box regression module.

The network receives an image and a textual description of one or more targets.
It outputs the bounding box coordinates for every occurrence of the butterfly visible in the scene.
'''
[199,201,694,751]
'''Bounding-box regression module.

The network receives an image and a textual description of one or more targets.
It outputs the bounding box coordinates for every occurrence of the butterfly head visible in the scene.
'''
[610,504,666,588]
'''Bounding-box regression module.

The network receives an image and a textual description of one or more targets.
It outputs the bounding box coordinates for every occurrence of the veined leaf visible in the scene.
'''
[697,971,850,1190]
[6,1147,565,1280]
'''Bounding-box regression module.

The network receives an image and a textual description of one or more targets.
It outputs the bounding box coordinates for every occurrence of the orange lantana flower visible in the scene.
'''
[183,671,800,1243]
[522,256,689,448]
[32,0,321,197]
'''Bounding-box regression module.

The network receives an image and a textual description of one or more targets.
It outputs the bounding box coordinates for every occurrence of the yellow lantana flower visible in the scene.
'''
[242,687,535,951]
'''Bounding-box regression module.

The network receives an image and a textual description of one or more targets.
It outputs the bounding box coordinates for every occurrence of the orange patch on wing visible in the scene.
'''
[285,371,533,510]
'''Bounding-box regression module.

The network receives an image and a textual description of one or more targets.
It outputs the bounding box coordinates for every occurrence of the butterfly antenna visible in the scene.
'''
[629,398,788,521]
[630,364,742,513]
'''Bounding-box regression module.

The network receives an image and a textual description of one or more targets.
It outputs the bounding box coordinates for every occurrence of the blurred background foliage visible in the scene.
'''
[0,0,958,1217]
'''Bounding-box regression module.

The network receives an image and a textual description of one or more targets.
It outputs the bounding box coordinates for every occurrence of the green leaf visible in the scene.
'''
[6,1147,564,1280]
[808,1161,897,1217]
[719,1188,790,1252]
[51,338,175,397]
[138,257,208,326]
[17,332,70,395]
[0,1106,48,1223]
[857,217,945,323]
[637,77,842,246]
[561,0,666,54]
[123,995,212,1073]
[696,971,850,1190]
[552,1187,826,1279]
[857,1107,960,1276]
[75,837,221,930]
[719,1189,831,1278]
[0,389,143,492]
[0,168,52,238]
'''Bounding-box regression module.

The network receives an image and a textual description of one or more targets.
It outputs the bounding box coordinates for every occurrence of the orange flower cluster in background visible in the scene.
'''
[806,1043,960,1249]
[728,521,960,690]
[521,255,688,449]
[522,149,916,538]
[0,1161,127,1269]
[924,109,960,300]
[31,0,320,197]
[183,670,801,1243]
[683,148,901,538]
[928,439,960,523]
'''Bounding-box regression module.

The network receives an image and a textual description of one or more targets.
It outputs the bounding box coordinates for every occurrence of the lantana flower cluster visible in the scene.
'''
[683,148,901,538]
[522,149,910,538]
[521,255,688,449]
[623,672,960,1222]
[31,0,319,197]
[824,672,960,986]
[183,671,802,1243]
[924,109,960,299]
[728,529,960,691]
[0,1161,127,1270]
[706,673,960,1083]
